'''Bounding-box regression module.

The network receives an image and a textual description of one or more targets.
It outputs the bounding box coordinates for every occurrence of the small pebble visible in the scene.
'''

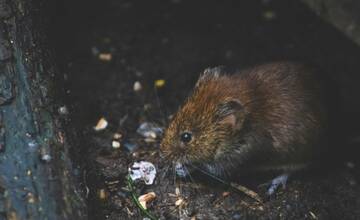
[28,140,38,148]
[27,192,36,203]
[112,140,121,149]
[58,106,69,115]
[133,81,142,92]
[98,53,112,62]
[232,213,242,220]
[154,79,165,88]
[113,132,122,140]
[143,104,152,111]
[131,152,139,158]
[41,154,52,162]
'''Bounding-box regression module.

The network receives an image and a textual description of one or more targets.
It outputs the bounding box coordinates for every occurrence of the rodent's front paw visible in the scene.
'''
[266,173,289,196]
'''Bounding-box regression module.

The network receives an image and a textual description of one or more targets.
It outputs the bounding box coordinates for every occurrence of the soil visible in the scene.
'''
[49,0,360,219]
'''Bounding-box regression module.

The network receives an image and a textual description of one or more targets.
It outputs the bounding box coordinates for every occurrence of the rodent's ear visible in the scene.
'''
[195,66,224,87]
[216,99,245,130]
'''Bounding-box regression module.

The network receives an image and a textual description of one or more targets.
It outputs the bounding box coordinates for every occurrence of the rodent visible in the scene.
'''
[160,62,329,178]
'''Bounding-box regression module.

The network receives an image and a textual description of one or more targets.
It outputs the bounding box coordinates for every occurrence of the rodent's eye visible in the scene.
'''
[180,132,192,143]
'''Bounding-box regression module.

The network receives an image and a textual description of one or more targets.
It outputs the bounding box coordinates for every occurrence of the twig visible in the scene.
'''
[230,182,263,203]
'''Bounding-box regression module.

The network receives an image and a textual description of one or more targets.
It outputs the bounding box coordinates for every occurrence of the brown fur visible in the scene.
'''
[161,62,328,176]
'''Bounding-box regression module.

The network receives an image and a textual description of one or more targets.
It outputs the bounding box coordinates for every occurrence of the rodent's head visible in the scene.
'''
[161,68,247,168]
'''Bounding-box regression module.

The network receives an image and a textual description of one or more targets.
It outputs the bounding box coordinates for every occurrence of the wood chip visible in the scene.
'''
[175,187,180,196]
[99,189,107,200]
[98,53,112,61]
[138,192,156,210]
[154,79,165,88]
[222,191,230,197]
[94,117,108,131]
[175,198,184,206]
[230,182,263,203]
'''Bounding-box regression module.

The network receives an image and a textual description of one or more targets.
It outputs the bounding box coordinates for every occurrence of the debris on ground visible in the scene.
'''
[112,140,121,149]
[138,192,156,210]
[124,142,138,152]
[175,198,185,207]
[136,122,163,140]
[62,0,360,219]
[154,79,165,88]
[133,81,142,92]
[113,132,122,140]
[98,53,112,62]
[93,117,108,131]
[99,189,107,200]
[230,182,263,203]
[129,161,157,185]
[175,162,188,177]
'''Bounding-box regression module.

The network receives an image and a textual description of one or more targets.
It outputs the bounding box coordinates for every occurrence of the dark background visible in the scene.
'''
[46,0,360,219]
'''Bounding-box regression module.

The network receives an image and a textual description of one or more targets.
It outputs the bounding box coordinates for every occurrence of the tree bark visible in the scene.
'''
[0,0,86,219]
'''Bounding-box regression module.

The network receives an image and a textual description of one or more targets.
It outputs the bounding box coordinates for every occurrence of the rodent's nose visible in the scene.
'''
[177,142,187,150]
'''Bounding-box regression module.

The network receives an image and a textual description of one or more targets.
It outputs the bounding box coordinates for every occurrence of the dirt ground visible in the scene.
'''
[49,0,360,219]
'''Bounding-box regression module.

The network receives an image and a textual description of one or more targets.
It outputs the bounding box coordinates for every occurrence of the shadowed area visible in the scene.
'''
[49,0,360,219]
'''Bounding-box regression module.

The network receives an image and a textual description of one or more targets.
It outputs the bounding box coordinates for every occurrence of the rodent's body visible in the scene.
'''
[161,62,328,177]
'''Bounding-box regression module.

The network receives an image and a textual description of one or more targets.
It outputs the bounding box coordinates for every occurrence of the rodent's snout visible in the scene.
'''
[160,134,188,162]
[159,140,174,158]
[160,143,177,156]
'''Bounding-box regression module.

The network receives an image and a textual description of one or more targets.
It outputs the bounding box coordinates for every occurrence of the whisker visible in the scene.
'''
[187,163,228,185]
[182,159,204,190]
[163,162,176,195]
[188,164,263,203]
[183,164,196,185]
[160,164,171,180]
[173,161,177,186]
[159,163,171,194]
[183,163,216,210]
